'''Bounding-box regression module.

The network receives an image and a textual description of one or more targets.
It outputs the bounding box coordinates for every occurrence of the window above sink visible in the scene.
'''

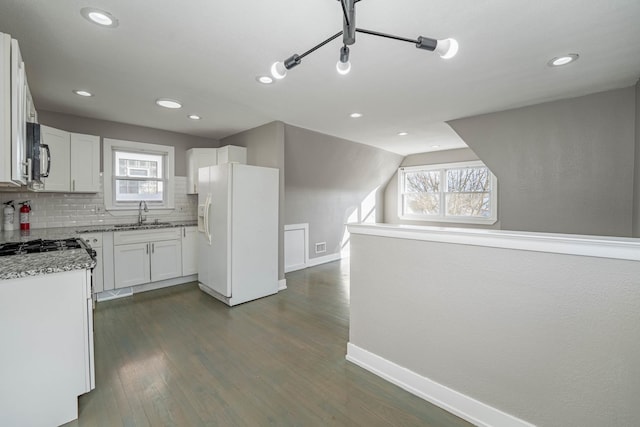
[103,138,175,213]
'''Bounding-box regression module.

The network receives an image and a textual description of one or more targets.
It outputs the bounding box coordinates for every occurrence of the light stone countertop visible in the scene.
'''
[75,220,197,234]
[0,249,96,280]
[0,220,197,280]
[0,220,197,244]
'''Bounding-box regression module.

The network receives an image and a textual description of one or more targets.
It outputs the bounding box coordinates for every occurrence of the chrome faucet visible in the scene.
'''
[138,201,148,225]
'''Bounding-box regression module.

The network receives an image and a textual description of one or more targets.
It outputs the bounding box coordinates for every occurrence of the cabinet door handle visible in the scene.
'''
[146,243,149,254]
[183,228,186,238]
[41,144,51,177]
[72,179,75,191]
[152,243,155,253]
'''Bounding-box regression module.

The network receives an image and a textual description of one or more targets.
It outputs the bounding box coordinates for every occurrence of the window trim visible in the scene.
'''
[398,160,498,225]
[103,138,175,212]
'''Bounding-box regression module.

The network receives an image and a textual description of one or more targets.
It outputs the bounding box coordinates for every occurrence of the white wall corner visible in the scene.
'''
[346,343,536,427]
[278,279,287,291]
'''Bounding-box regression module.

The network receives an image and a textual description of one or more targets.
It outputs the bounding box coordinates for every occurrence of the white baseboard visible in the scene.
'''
[95,275,197,302]
[134,275,197,294]
[278,279,287,291]
[96,288,133,302]
[346,343,535,427]
[284,263,306,273]
[307,252,341,267]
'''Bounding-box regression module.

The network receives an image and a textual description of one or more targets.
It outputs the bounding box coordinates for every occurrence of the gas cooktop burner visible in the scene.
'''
[0,238,87,257]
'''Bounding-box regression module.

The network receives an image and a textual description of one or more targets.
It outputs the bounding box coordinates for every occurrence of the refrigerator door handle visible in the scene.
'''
[202,196,208,241]
[205,195,212,245]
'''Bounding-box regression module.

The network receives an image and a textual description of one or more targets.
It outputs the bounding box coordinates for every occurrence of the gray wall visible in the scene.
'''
[349,232,640,427]
[448,87,637,237]
[284,125,403,260]
[383,148,500,229]
[38,110,220,175]
[221,121,286,280]
[633,80,640,236]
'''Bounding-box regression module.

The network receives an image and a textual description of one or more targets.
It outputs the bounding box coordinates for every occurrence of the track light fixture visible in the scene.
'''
[336,45,351,75]
[270,0,458,80]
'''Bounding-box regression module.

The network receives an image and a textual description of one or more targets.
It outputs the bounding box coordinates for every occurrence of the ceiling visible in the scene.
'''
[1,1,639,156]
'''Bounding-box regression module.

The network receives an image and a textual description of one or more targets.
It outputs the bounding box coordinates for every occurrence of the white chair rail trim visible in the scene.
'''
[347,223,640,261]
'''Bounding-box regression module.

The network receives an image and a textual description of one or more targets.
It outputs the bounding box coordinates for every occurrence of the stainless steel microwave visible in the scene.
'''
[26,122,50,187]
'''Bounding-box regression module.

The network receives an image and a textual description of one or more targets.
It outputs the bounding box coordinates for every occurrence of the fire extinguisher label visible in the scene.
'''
[20,212,29,230]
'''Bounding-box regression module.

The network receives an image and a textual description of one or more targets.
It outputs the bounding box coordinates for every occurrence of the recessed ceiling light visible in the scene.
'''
[73,90,93,97]
[547,54,579,67]
[350,113,363,118]
[256,76,274,85]
[431,145,441,148]
[80,7,119,28]
[156,98,182,109]
[398,132,408,136]
[188,114,201,120]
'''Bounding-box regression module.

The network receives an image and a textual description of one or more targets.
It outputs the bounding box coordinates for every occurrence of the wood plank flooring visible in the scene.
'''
[65,260,472,427]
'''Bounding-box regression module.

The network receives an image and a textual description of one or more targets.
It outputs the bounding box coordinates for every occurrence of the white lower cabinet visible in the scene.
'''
[181,226,197,275]
[80,233,103,293]
[114,242,150,288]
[150,239,183,281]
[113,228,182,289]
[92,247,103,292]
[0,269,93,426]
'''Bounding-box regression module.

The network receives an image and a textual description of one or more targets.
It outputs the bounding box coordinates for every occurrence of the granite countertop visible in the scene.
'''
[75,220,197,234]
[0,220,196,281]
[0,220,197,244]
[0,249,96,281]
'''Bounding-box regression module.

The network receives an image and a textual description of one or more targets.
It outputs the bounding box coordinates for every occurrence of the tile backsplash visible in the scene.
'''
[0,176,197,230]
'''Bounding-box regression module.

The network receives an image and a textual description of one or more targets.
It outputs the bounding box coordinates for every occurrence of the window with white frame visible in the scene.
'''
[398,160,497,224]
[103,139,175,211]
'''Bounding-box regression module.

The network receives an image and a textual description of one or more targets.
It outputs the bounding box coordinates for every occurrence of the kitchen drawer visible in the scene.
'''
[80,233,102,248]
[114,228,181,245]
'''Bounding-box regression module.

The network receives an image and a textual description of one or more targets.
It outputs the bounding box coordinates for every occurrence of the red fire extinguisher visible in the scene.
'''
[19,201,31,231]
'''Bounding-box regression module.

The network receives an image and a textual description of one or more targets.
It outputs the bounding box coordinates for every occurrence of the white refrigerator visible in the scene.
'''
[197,163,279,306]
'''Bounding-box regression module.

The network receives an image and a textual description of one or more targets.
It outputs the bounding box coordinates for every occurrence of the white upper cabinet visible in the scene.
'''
[70,133,100,192]
[10,38,28,185]
[41,125,71,192]
[41,125,100,193]
[217,145,246,165]
[25,82,37,123]
[186,148,217,194]
[0,34,14,185]
[1,33,30,186]
[186,145,247,194]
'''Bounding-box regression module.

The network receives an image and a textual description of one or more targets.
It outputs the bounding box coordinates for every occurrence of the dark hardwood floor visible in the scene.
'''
[66,260,472,426]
